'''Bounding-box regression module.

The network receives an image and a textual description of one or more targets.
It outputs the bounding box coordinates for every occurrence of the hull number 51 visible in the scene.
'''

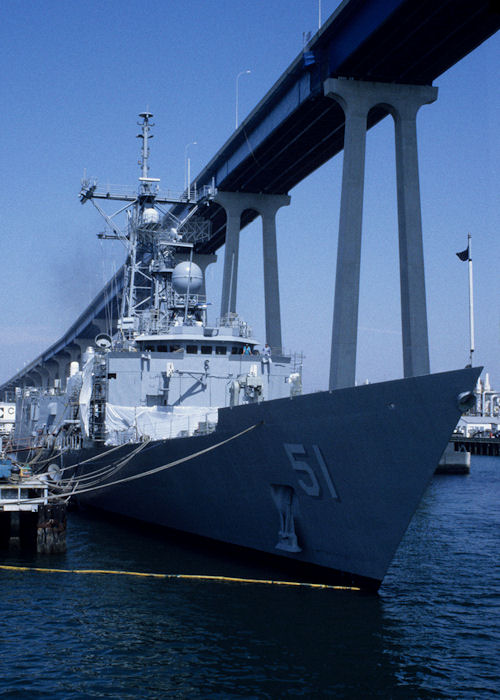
[283,444,340,500]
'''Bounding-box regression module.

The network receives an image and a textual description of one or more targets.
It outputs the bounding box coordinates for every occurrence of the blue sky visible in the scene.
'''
[1,1,498,392]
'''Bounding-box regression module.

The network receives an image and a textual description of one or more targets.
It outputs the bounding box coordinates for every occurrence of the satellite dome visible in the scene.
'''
[143,207,160,224]
[172,261,203,293]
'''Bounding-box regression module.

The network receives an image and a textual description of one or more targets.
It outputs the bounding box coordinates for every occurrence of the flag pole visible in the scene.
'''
[467,233,475,366]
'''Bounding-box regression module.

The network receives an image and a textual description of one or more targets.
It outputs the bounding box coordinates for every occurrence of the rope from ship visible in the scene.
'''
[7,437,154,506]
[11,433,128,474]
[28,448,62,468]
[0,565,360,592]
[48,421,262,501]
[44,439,153,507]
[27,444,51,467]
[33,440,131,474]
[30,440,143,490]
[54,438,153,494]
[11,422,262,505]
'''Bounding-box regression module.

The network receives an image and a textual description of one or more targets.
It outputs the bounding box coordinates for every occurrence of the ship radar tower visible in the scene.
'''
[78,112,214,344]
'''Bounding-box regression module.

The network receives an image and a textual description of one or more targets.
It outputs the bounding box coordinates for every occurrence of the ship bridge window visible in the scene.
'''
[186,345,198,354]
[201,346,212,355]
[215,346,227,355]
[144,345,155,351]
[157,345,168,353]
[170,345,182,353]
[231,346,243,355]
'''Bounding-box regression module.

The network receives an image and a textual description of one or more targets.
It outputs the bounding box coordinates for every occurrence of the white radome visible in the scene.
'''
[172,261,203,293]
[143,208,160,224]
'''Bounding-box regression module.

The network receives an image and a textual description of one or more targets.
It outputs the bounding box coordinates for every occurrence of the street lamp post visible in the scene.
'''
[184,141,197,200]
[235,70,251,129]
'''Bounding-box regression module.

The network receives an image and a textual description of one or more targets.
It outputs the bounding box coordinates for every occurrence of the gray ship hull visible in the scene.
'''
[62,367,479,589]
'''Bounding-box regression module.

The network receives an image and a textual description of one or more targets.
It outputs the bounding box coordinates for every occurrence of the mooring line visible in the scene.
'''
[25,422,262,505]
[0,565,360,591]
[9,422,261,507]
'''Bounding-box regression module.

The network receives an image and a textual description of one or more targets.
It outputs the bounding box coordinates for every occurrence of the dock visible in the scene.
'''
[450,434,500,457]
[0,457,66,552]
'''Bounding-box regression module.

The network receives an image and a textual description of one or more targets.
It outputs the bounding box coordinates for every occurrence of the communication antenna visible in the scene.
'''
[137,111,154,180]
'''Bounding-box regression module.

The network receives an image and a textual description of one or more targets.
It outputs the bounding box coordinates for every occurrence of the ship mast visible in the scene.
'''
[78,112,214,342]
[138,111,153,180]
[124,112,160,327]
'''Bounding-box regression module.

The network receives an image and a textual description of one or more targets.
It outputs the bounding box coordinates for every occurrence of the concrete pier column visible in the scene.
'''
[324,80,372,389]
[44,361,59,389]
[36,365,51,390]
[223,211,241,316]
[53,352,73,389]
[215,192,243,319]
[215,192,290,348]
[66,344,82,366]
[259,196,290,353]
[324,78,437,388]
[73,339,94,357]
[26,370,43,389]
[393,89,437,377]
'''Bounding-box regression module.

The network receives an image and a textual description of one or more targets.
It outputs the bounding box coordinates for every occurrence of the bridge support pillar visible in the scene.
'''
[66,344,82,366]
[53,352,73,390]
[394,99,435,378]
[215,191,290,353]
[324,78,437,388]
[73,339,95,357]
[25,370,43,389]
[44,361,59,390]
[216,193,241,318]
[35,365,51,390]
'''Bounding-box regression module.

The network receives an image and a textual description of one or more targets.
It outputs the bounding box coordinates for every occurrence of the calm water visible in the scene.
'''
[0,456,498,698]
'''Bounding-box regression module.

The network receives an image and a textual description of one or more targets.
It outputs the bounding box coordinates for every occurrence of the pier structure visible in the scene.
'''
[0,462,67,553]
[324,79,437,389]
[215,191,290,353]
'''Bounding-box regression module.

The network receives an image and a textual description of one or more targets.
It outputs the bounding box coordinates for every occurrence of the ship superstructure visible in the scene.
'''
[14,114,301,450]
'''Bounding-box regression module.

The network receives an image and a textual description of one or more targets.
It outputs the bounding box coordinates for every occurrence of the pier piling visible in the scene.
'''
[37,504,67,554]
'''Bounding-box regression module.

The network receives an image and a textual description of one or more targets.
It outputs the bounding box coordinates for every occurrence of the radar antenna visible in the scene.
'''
[137,111,154,180]
[78,113,215,342]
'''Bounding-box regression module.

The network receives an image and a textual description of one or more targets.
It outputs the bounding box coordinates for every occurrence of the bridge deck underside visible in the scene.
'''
[198,101,389,253]
[193,0,498,253]
[190,0,500,253]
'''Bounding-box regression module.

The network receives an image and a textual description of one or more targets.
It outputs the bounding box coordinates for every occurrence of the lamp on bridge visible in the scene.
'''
[235,70,251,129]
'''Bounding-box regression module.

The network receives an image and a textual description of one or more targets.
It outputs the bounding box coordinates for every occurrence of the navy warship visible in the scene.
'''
[10,114,479,590]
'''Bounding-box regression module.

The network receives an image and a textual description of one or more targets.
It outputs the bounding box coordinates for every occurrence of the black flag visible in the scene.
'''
[456,246,469,261]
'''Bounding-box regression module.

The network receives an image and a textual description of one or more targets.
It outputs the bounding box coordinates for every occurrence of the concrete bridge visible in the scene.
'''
[2,0,498,397]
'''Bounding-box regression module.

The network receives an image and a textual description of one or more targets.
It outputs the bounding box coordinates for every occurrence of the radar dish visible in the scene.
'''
[95,333,113,350]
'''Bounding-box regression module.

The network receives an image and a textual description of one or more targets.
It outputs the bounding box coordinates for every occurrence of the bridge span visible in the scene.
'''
[2,0,498,395]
